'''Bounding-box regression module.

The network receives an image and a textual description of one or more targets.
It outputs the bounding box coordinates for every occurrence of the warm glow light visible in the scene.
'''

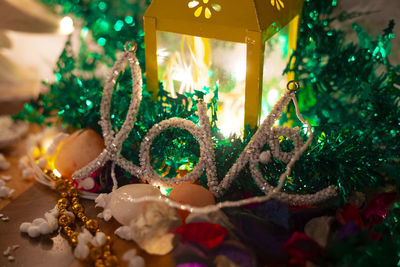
[156,48,170,64]
[53,169,62,178]
[41,137,54,152]
[59,16,74,35]
[233,60,247,81]
[267,88,279,106]
[153,183,170,196]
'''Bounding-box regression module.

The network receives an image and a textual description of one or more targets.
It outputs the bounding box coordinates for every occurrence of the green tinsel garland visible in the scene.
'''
[14,0,400,204]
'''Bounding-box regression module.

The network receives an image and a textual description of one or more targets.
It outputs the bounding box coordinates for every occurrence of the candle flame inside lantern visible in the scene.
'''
[53,169,62,178]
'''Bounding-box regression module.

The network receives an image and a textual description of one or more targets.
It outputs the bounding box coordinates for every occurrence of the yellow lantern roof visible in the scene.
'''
[144,0,303,43]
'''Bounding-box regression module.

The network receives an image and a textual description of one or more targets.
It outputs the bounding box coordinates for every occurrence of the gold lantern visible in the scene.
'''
[144,0,303,135]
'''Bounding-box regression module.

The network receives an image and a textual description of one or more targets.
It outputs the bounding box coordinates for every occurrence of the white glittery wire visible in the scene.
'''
[72,43,143,188]
[67,41,337,207]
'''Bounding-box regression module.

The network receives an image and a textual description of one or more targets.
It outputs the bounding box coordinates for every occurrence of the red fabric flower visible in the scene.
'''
[362,192,396,227]
[173,222,229,249]
[336,204,365,228]
[281,232,323,265]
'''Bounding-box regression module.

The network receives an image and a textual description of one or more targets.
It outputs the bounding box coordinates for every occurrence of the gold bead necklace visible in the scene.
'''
[45,169,120,267]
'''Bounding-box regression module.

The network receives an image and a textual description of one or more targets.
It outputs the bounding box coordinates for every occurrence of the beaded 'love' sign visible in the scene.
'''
[72,43,336,206]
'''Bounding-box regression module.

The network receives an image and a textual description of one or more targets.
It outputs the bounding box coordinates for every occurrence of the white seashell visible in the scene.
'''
[114,226,132,240]
[95,193,110,208]
[109,184,161,225]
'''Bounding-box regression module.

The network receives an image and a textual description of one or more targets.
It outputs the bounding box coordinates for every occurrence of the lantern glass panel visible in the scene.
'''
[156,22,291,136]
[261,23,291,123]
[156,31,246,135]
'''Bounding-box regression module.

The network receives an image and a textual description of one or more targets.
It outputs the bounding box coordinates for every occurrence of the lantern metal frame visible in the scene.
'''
[144,0,303,127]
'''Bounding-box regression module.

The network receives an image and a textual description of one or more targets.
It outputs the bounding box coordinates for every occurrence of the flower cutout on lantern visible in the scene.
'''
[271,0,284,11]
[188,0,222,19]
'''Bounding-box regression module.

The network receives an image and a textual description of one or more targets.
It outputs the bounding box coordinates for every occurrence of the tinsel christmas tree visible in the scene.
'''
[14,0,400,264]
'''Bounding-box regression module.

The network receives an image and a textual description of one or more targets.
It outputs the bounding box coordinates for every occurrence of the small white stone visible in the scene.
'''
[73,244,89,260]
[3,246,11,256]
[44,213,58,231]
[27,226,40,238]
[92,232,107,247]
[32,218,46,226]
[7,188,14,198]
[12,245,20,251]
[7,255,15,262]
[18,157,28,169]
[122,249,137,261]
[128,256,145,267]
[0,213,3,218]
[22,169,33,179]
[1,217,10,222]
[1,175,11,181]
[20,222,31,233]
[39,222,51,235]
[77,230,92,244]
[0,154,10,171]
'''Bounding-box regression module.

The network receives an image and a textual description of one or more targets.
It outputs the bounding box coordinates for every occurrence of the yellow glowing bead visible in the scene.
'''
[68,187,80,197]
[85,219,99,233]
[55,180,67,191]
[90,246,103,260]
[95,259,105,267]
[58,208,66,214]
[103,251,111,258]
[60,192,68,198]
[72,203,84,214]
[71,197,79,204]
[76,212,85,219]
[104,255,119,267]
[57,198,70,209]
[58,214,73,227]
[81,216,88,223]
[103,245,111,251]
[66,229,74,237]
[70,232,79,246]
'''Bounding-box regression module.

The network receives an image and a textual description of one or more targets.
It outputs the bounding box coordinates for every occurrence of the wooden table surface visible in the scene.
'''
[0,132,175,267]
